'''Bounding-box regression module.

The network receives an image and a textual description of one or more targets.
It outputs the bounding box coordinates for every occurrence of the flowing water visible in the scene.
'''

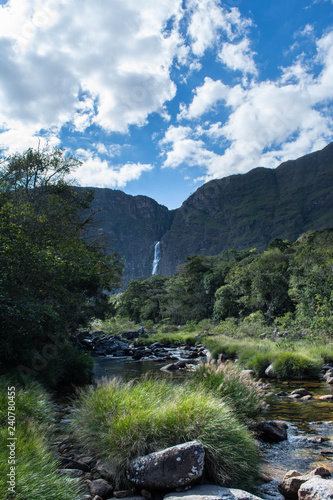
[93,355,333,499]
[152,241,161,275]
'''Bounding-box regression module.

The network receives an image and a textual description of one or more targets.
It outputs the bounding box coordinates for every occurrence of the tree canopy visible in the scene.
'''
[0,146,123,384]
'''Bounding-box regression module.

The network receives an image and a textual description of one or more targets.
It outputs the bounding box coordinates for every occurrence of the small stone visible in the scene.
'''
[113,491,131,498]
[300,395,312,401]
[276,391,289,397]
[307,436,329,444]
[57,468,85,477]
[60,457,91,472]
[160,363,180,372]
[319,394,333,400]
[140,490,152,499]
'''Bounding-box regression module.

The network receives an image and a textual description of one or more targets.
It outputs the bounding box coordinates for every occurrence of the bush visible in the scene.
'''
[272,352,322,379]
[71,377,259,488]
[193,358,265,420]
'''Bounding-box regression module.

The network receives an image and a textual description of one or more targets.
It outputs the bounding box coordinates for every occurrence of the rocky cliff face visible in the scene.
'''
[85,188,174,284]
[84,142,333,283]
[158,142,333,275]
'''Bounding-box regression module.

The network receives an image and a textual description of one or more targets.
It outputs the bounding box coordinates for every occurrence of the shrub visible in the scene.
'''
[193,358,265,420]
[71,377,259,488]
[272,352,322,379]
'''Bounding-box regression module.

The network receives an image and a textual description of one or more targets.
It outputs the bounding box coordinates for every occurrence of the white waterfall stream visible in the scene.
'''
[152,241,161,275]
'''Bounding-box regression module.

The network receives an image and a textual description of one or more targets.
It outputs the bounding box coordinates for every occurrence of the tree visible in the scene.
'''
[0,146,123,383]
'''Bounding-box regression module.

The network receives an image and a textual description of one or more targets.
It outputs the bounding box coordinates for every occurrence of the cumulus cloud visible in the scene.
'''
[218,38,257,75]
[186,0,252,56]
[178,77,244,120]
[166,29,333,181]
[0,0,184,148]
[74,149,153,188]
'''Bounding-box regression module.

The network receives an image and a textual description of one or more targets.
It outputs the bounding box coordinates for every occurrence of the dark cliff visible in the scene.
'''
[85,188,174,284]
[158,142,333,275]
[84,142,333,283]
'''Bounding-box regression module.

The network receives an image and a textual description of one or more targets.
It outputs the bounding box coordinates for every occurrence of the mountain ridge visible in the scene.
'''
[84,142,333,283]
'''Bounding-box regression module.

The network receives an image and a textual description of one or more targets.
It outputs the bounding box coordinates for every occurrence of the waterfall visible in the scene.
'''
[152,241,161,275]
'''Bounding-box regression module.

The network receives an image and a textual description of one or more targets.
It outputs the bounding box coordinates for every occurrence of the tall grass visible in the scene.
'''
[0,378,82,500]
[71,377,259,489]
[192,358,265,420]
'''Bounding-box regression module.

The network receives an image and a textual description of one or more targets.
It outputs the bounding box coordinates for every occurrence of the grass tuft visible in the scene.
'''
[71,377,259,489]
[192,358,265,420]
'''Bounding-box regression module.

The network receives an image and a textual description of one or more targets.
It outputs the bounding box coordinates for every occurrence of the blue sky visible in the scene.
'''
[0,0,333,209]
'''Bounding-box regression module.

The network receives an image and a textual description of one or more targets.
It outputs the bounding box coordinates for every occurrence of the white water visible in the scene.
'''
[152,241,161,275]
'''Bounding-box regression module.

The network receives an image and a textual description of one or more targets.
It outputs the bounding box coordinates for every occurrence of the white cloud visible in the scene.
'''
[163,29,333,180]
[75,149,153,188]
[187,1,252,57]
[178,77,229,119]
[178,77,245,120]
[0,0,184,150]
[218,37,257,75]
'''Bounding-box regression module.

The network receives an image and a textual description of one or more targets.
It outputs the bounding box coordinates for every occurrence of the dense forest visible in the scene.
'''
[116,229,333,333]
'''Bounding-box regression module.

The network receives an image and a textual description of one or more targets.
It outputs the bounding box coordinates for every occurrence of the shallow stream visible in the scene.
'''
[93,354,333,499]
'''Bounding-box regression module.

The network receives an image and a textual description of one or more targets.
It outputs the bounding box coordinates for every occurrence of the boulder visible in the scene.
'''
[290,389,312,397]
[89,479,113,499]
[278,472,310,498]
[160,363,180,372]
[298,477,333,499]
[265,364,277,378]
[310,467,331,478]
[250,420,288,442]
[127,441,205,490]
[164,484,263,500]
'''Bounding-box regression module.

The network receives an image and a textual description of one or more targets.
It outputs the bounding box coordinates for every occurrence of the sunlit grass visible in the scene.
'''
[71,377,259,489]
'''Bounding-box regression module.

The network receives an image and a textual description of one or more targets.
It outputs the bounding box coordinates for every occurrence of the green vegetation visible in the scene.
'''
[193,359,264,420]
[0,146,122,386]
[116,230,333,338]
[0,378,82,499]
[71,377,259,489]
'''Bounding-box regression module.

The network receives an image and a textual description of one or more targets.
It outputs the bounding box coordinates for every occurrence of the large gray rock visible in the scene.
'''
[127,441,205,490]
[164,484,263,500]
[298,477,333,499]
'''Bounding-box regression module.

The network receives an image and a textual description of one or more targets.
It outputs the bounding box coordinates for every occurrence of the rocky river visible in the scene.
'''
[58,329,333,499]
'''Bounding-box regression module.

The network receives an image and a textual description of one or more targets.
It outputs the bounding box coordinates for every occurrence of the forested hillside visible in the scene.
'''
[116,229,333,332]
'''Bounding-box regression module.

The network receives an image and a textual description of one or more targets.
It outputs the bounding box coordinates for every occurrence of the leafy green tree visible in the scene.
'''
[289,229,333,325]
[0,146,123,383]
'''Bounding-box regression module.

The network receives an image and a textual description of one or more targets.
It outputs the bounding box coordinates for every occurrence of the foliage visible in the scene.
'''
[0,146,122,383]
[117,228,333,333]
[71,377,259,488]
